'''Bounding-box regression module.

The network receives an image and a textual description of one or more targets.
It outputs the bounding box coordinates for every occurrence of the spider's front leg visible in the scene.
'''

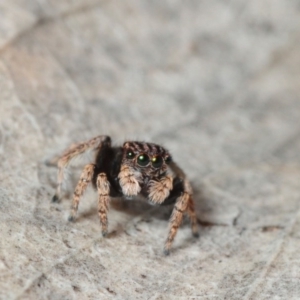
[164,179,199,255]
[118,165,142,197]
[52,135,111,202]
[148,175,173,204]
[96,172,111,237]
[68,163,95,221]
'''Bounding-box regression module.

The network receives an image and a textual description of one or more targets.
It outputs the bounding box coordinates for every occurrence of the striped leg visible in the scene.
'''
[52,135,111,202]
[164,179,197,255]
[164,191,190,255]
[96,173,110,237]
[186,196,199,238]
[68,164,95,222]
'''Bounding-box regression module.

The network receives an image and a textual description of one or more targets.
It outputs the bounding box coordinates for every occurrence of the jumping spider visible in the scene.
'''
[52,135,199,255]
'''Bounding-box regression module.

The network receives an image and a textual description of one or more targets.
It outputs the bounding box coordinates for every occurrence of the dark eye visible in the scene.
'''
[151,156,163,168]
[137,154,150,166]
[126,151,135,159]
[165,156,172,164]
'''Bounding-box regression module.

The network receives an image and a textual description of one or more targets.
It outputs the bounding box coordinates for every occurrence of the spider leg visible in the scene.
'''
[163,168,198,255]
[68,164,95,222]
[52,135,111,202]
[96,173,110,237]
[186,195,199,238]
[148,175,173,204]
[118,164,142,197]
[164,185,190,256]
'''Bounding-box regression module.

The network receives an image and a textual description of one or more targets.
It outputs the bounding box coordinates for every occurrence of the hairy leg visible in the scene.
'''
[164,179,198,255]
[186,196,199,238]
[148,175,173,204]
[97,173,110,237]
[164,191,189,255]
[52,135,111,202]
[118,165,142,197]
[68,164,95,222]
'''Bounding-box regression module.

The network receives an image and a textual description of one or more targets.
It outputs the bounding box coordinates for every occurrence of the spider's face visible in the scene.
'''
[122,141,172,176]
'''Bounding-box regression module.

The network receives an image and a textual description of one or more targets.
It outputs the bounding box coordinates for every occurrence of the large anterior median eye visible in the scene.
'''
[137,154,150,166]
[151,156,163,168]
[126,150,135,159]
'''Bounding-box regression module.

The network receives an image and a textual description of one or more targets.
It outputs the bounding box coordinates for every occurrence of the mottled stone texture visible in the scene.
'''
[0,1,300,299]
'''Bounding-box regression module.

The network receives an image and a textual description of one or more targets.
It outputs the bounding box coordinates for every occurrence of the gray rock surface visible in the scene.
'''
[1,1,300,299]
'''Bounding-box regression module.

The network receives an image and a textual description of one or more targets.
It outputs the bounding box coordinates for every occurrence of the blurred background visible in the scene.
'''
[0,1,300,299]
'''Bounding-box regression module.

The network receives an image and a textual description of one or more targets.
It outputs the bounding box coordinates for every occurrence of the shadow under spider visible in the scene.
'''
[79,196,174,222]
[78,181,219,229]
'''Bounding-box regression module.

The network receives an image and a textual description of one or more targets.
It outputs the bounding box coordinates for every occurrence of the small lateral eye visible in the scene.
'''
[126,151,135,159]
[137,154,150,166]
[165,156,172,164]
[151,156,163,168]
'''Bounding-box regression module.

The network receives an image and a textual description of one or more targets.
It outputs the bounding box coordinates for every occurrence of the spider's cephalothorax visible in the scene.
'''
[121,141,170,190]
[52,135,199,255]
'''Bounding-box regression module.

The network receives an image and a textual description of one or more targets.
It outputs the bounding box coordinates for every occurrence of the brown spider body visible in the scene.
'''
[52,135,199,255]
